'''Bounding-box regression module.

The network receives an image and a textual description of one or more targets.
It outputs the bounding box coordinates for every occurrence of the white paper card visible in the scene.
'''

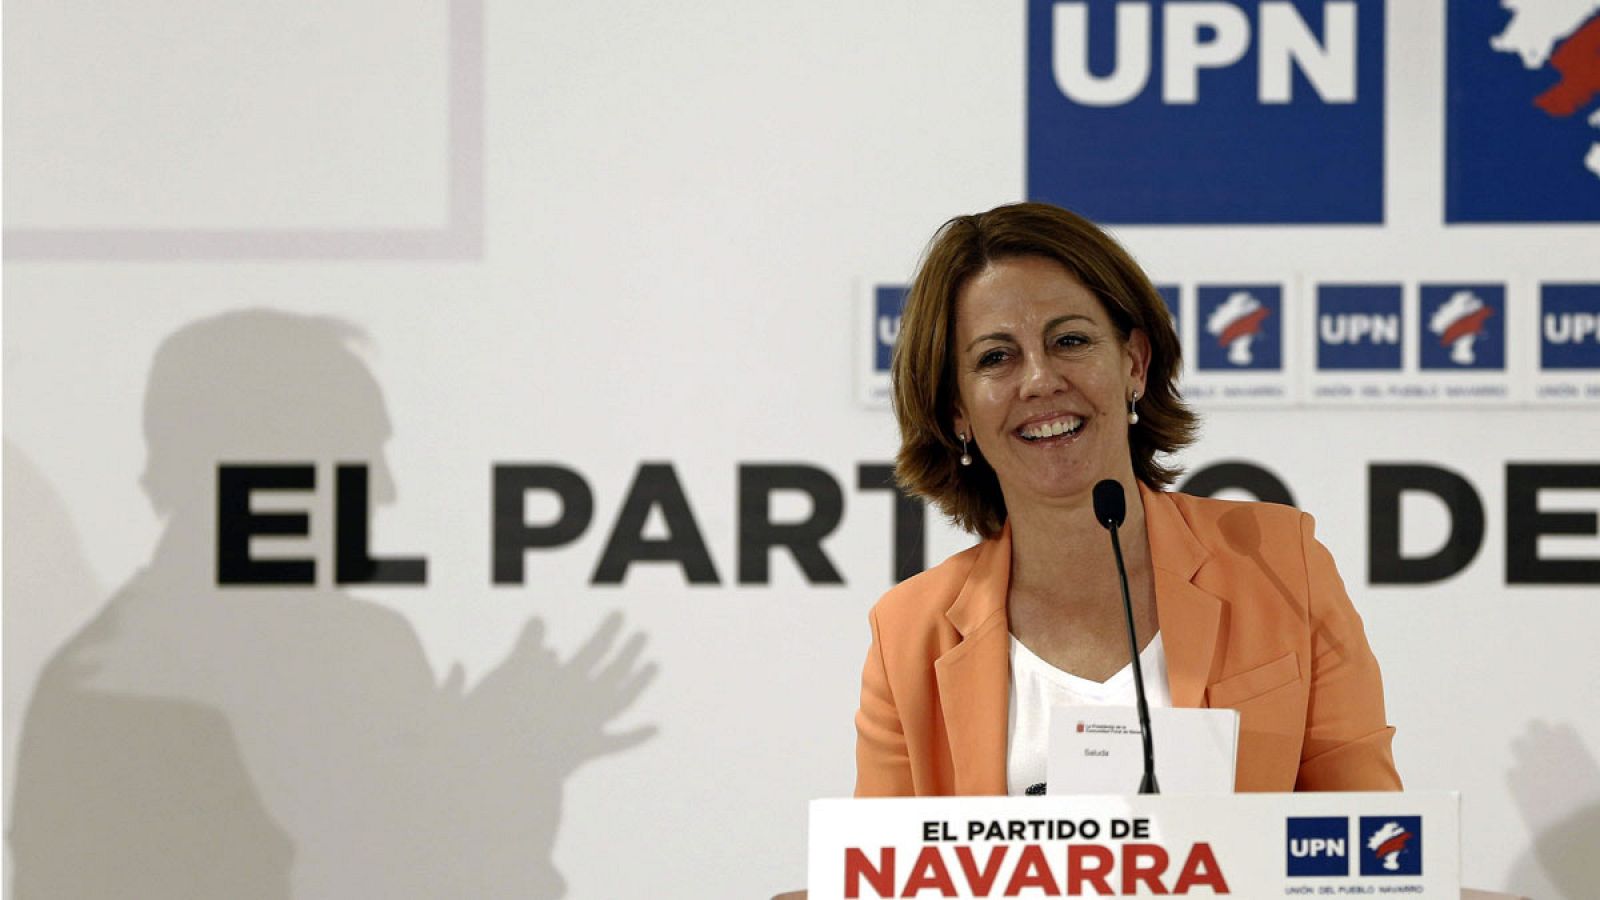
[1046,706,1239,795]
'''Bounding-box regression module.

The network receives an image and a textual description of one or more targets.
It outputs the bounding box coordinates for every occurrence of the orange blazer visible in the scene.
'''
[854,486,1401,796]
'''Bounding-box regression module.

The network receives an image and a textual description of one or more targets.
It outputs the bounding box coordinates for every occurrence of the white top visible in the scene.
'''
[1006,631,1172,796]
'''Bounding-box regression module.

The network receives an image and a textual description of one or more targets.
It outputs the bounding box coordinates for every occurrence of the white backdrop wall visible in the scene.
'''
[4,1,1598,898]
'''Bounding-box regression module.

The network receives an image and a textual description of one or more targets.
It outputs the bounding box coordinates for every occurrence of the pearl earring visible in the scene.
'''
[958,433,972,467]
[1128,391,1140,426]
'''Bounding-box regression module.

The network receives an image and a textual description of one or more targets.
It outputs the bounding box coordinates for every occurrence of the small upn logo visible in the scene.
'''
[1286,817,1349,877]
[1027,0,1386,223]
[1542,283,1600,370]
[1420,285,1505,370]
[1156,285,1180,327]
[873,286,907,373]
[1317,284,1403,370]
[1359,816,1422,876]
[1198,286,1282,370]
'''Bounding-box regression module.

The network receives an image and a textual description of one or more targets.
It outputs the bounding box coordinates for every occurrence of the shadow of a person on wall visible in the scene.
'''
[1505,719,1600,900]
[9,309,657,899]
[3,440,105,866]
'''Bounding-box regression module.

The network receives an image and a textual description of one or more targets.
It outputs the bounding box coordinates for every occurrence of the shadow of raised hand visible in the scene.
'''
[425,612,659,897]
[1505,719,1600,900]
[456,611,659,770]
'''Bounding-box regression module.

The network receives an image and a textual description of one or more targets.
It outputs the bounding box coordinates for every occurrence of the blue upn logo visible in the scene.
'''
[874,286,907,373]
[1156,284,1180,328]
[1446,3,1600,222]
[1542,284,1600,370]
[1027,0,1386,223]
[1287,817,1349,877]
[1360,816,1422,876]
[1420,285,1505,371]
[1197,286,1282,370]
[1318,284,1403,370]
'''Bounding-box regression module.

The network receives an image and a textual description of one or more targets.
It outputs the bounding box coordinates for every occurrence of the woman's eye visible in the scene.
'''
[976,349,1009,368]
[1053,333,1088,349]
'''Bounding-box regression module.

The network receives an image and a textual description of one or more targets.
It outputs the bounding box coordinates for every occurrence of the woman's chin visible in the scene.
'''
[1002,471,1112,512]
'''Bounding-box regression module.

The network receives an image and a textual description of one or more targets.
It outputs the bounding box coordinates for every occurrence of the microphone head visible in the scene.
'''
[1092,480,1126,529]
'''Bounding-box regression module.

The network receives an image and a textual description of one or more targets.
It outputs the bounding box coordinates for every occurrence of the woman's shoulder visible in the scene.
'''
[1159,489,1305,528]
[1154,489,1313,562]
[868,539,989,627]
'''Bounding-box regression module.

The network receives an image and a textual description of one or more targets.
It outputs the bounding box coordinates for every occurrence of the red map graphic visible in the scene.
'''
[1374,831,1412,859]
[1217,307,1269,346]
[1440,306,1494,346]
[1536,12,1600,117]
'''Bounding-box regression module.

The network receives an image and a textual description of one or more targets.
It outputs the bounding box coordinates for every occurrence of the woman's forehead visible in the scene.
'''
[955,258,1108,334]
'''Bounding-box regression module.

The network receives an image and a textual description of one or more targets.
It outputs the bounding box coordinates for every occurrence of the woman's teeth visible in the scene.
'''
[1020,417,1084,441]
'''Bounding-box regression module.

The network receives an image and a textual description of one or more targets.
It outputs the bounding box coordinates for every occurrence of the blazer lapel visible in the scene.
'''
[1142,486,1224,709]
[930,491,1224,794]
[935,523,1011,795]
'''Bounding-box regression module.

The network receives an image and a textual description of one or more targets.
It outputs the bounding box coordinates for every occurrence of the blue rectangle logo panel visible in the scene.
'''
[1359,816,1423,876]
[1542,284,1600,370]
[1419,285,1505,370]
[1197,285,1282,370]
[874,285,907,373]
[1287,817,1350,877]
[1446,4,1600,222]
[1317,284,1403,370]
[1156,284,1180,332]
[1027,0,1386,223]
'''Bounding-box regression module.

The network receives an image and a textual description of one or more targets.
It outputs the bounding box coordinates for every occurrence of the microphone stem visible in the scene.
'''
[1108,524,1159,794]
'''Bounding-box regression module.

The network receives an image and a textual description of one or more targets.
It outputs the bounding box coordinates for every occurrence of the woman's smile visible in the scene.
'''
[1014,412,1086,443]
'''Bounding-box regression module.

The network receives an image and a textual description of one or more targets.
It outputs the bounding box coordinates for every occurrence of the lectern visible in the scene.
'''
[785,792,1487,898]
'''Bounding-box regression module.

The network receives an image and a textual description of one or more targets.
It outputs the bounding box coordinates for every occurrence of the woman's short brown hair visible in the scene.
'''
[891,202,1197,538]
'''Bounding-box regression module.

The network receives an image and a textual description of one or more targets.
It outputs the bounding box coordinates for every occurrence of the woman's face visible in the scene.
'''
[951,255,1149,513]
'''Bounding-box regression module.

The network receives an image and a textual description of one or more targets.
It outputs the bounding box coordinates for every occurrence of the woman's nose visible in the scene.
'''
[1019,352,1068,398]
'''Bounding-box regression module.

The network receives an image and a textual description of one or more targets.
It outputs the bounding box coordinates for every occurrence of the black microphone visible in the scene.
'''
[1092,479,1159,795]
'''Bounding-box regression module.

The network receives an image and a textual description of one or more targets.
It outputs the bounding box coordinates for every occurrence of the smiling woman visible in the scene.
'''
[855,202,1401,798]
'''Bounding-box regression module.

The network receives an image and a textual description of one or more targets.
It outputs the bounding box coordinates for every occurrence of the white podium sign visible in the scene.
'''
[809,792,1458,898]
